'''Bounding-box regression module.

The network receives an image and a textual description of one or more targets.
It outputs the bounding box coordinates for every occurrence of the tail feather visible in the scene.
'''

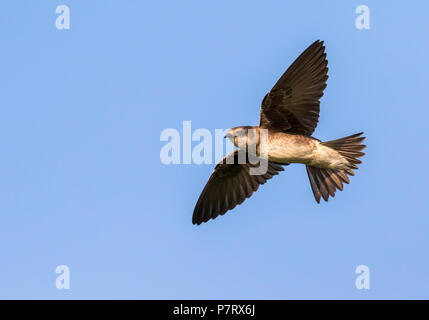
[306,132,366,203]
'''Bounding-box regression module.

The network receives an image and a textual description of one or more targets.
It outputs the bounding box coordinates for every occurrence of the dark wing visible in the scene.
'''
[192,150,285,225]
[259,40,328,136]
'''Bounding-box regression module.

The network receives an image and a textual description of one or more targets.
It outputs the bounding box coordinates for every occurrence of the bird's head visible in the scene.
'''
[225,126,246,142]
[225,126,259,148]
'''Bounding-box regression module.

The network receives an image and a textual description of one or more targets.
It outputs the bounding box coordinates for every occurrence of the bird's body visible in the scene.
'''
[192,40,366,225]
[267,132,319,164]
[235,128,350,170]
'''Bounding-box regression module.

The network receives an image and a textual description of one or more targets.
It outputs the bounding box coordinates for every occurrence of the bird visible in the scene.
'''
[192,40,366,225]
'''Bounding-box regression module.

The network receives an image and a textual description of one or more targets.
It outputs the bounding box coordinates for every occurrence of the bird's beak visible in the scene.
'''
[224,132,233,139]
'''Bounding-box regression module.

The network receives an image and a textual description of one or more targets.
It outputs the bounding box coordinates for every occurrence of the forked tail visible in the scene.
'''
[306,132,366,203]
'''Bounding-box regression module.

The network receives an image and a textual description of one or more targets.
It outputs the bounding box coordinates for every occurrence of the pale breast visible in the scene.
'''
[266,132,317,164]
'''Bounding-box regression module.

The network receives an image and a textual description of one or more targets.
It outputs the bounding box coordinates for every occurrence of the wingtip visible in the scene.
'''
[192,209,202,225]
[314,40,325,49]
[192,218,201,226]
[312,39,324,47]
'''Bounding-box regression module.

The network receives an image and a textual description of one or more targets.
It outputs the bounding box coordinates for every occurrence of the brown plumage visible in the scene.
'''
[192,40,366,225]
[192,151,285,225]
[259,39,328,135]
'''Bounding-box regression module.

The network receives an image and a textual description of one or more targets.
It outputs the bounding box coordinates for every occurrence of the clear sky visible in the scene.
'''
[0,0,428,299]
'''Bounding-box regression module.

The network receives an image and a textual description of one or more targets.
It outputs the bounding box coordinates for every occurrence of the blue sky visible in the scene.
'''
[0,0,428,299]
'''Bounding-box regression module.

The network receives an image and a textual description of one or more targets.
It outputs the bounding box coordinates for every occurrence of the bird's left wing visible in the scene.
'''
[192,150,284,225]
[259,40,328,136]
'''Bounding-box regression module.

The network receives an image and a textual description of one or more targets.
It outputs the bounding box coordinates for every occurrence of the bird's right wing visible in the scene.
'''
[192,150,285,225]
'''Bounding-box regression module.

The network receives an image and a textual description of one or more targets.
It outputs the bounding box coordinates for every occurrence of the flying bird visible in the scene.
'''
[192,40,366,225]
